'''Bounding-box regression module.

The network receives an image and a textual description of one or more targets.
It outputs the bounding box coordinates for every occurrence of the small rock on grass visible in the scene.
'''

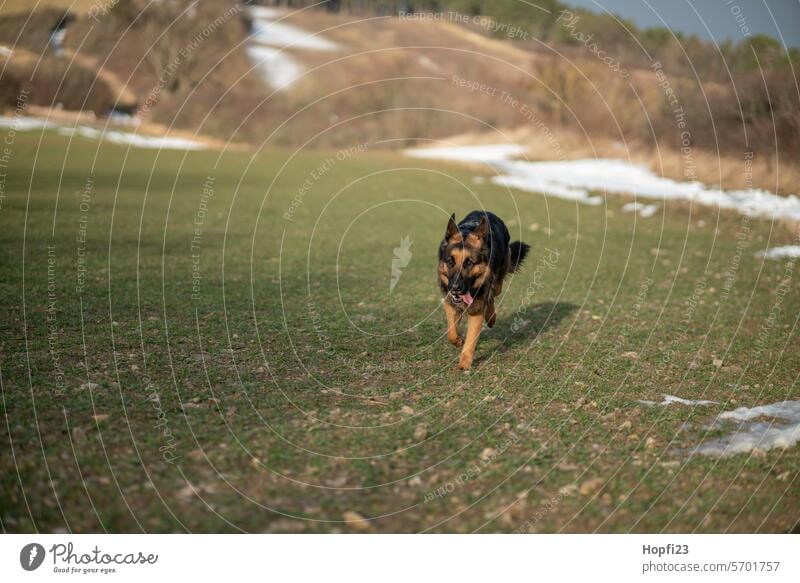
[479,447,496,461]
[579,478,604,496]
[558,484,578,497]
[342,511,371,531]
[71,426,87,443]
[80,382,100,391]
[326,474,348,488]
[407,475,423,487]
[177,483,197,499]
[413,424,428,441]
[621,351,639,360]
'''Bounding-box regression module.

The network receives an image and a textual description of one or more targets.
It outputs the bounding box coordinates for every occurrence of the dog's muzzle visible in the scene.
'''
[450,290,474,306]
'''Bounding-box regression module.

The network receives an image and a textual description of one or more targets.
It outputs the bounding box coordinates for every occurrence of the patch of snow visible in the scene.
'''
[60,126,208,150]
[622,201,660,218]
[0,116,54,131]
[250,11,340,51]
[249,6,284,20]
[417,55,442,73]
[639,205,659,218]
[405,144,800,221]
[0,116,207,150]
[406,144,526,164]
[246,6,340,91]
[756,245,800,260]
[108,110,141,127]
[638,394,718,407]
[49,27,67,56]
[493,164,605,206]
[693,400,800,457]
[246,45,303,91]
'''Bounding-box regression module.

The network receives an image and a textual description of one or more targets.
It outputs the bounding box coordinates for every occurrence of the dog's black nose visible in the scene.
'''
[449,281,465,294]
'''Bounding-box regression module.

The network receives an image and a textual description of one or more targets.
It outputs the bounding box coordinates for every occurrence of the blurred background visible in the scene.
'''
[1,0,798,194]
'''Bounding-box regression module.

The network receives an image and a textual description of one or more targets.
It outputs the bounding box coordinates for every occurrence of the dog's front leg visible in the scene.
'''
[485,301,496,328]
[443,302,462,347]
[459,313,484,370]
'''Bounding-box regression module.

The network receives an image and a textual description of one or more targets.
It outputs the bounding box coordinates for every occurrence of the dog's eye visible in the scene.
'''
[463,258,472,269]
[446,257,455,267]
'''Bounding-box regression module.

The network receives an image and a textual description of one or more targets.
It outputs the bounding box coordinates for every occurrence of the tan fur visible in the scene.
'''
[458,313,485,370]
[443,301,462,347]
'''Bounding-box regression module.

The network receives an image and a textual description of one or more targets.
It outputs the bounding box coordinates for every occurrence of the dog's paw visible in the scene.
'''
[458,354,473,370]
[448,335,463,348]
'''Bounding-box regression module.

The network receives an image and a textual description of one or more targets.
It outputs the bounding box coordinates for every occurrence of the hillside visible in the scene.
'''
[0,1,797,195]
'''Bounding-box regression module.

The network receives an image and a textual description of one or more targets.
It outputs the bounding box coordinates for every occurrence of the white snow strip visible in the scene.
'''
[250,13,340,51]
[638,394,718,407]
[108,110,141,127]
[249,6,284,19]
[622,201,660,218]
[694,400,800,457]
[246,45,303,91]
[246,6,340,91]
[406,144,526,164]
[59,126,208,150]
[0,116,208,150]
[417,55,442,73]
[0,116,54,131]
[405,144,800,221]
[49,27,67,56]
[756,245,800,260]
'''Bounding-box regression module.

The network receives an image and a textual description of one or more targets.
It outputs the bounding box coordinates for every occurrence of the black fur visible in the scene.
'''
[509,241,530,272]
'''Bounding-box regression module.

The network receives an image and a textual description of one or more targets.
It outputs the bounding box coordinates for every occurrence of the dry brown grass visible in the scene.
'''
[1,3,796,201]
[0,46,116,112]
[0,0,111,16]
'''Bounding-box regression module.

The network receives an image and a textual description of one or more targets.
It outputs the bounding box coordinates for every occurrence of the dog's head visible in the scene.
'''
[439,213,491,306]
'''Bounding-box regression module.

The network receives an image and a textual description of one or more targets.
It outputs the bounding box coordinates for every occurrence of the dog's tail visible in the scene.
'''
[509,241,530,273]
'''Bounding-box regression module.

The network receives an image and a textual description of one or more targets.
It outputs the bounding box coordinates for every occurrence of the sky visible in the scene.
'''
[562,0,800,48]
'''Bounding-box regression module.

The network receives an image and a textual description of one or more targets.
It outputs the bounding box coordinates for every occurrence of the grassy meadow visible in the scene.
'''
[0,131,798,533]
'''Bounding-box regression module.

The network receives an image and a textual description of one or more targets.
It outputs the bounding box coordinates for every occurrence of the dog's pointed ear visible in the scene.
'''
[472,214,489,239]
[445,213,458,239]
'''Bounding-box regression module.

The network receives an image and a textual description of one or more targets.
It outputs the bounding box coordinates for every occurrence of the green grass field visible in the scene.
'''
[1,132,798,533]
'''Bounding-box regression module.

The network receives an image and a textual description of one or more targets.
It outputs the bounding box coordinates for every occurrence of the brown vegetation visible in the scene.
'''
[0,0,797,197]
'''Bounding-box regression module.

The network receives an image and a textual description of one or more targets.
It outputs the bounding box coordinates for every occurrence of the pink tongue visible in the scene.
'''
[463,292,474,306]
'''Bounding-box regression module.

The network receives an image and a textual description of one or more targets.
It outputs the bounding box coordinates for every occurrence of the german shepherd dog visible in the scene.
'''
[438,211,530,370]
